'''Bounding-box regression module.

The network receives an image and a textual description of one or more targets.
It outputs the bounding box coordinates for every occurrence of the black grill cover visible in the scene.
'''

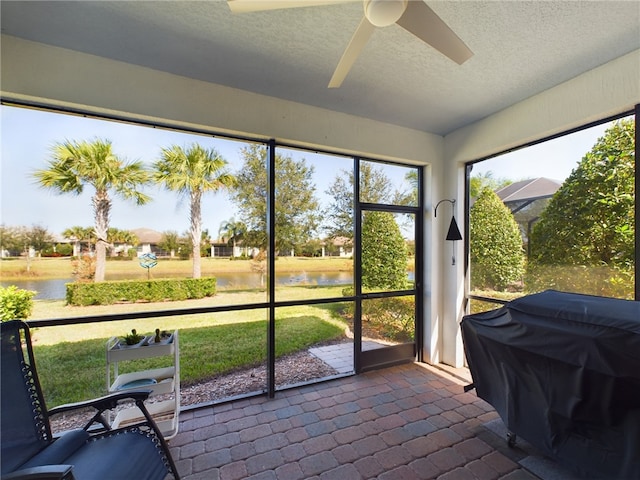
[461,290,640,479]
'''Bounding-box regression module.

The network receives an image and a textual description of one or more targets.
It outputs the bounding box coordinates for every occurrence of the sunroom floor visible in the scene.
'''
[169,361,576,480]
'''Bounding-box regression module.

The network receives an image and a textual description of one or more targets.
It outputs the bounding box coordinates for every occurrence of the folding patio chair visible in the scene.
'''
[1,320,180,479]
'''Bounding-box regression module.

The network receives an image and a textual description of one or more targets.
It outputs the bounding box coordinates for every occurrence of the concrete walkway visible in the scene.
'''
[308,340,387,374]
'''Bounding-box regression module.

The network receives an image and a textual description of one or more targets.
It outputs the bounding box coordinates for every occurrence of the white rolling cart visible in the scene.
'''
[106,330,180,439]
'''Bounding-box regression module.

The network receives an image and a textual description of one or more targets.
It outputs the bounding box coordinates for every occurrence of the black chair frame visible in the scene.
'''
[1,320,180,480]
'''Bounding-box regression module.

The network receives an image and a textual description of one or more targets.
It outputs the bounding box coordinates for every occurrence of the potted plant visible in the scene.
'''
[120,328,145,347]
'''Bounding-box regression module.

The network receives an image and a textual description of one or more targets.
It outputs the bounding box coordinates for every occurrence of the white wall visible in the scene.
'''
[439,49,640,367]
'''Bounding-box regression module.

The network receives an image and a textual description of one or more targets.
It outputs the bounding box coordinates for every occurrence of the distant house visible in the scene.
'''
[210,239,234,257]
[324,237,353,258]
[210,236,353,259]
[496,177,561,211]
[495,177,561,244]
[211,238,259,258]
[131,228,165,257]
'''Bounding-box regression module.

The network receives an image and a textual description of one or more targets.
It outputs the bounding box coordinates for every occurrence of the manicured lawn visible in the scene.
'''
[28,286,350,407]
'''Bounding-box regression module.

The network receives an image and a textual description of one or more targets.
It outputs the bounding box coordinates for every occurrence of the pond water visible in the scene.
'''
[1,271,354,300]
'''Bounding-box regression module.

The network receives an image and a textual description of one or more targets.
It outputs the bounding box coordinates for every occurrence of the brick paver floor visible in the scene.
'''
[168,362,542,480]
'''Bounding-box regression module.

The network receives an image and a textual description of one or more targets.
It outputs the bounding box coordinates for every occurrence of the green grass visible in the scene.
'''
[29,287,350,407]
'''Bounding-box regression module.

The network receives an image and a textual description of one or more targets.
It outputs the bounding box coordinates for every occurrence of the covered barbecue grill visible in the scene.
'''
[461,290,640,479]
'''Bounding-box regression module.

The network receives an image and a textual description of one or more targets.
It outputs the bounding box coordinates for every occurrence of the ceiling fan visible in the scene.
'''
[227,0,473,88]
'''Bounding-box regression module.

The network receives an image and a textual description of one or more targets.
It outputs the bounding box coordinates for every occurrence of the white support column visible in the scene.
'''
[439,161,467,368]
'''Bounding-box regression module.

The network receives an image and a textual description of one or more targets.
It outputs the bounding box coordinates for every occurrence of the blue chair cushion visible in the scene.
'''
[20,429,90,469]
[64,429,167,480]
[19,429,167,480]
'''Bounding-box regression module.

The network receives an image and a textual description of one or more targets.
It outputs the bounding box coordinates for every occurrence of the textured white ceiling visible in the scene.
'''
[1,1,639,135]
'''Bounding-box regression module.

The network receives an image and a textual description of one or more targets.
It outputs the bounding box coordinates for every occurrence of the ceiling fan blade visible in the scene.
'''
[328,17,376,88]
[228,0,352,14]
[396,1,473,65]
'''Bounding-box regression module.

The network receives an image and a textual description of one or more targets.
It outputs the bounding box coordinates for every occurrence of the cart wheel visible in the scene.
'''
[507,432,517,448]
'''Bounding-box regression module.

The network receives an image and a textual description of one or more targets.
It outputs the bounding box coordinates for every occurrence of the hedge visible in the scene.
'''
[66,277,217,306]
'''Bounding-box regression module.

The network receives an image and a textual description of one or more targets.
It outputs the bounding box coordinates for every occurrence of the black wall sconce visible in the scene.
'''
[434,199,463,265]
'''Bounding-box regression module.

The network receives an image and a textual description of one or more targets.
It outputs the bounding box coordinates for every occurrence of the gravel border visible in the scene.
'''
[50,349,337,433]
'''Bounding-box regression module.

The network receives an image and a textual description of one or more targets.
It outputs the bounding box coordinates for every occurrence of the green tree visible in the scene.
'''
[361,211,408,290]
[0,225,26,256]
[158,230,183,258]
[325,162,393,240]
[33,139,151,281]
[107,228,138,256]
[299,238,324,257]
[26,224,54,255]
[62,226,95,256]
[0,226,33,269]
[469,171,512,199]
[51,243,73,256]
[218,218,247,257]
[529,119,635,269]
[200,228,212,257]
[231,144,320,255]
[470,188,525,290]
[153,143,236,278]
[119,230,139,253]
[392,169,419,206]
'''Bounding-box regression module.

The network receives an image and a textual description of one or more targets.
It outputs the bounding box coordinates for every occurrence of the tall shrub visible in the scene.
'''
[526,119,635,297]
[470,188,525,290]
[529,119,635,268]
[0,286,35,321]
[361,211,408,290]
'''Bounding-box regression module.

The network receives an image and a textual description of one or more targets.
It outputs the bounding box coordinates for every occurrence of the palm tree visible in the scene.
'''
[200,228,212,258]
[34,139,151,281]
[108,228,139,256]
[62,225,93,257]
[153,143,236,278]
[119,230,139,257]
[218,218,247,257]
[107,227,122,256]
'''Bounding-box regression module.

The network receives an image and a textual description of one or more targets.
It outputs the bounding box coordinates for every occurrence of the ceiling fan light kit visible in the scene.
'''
[364,0,408,27]
[227,0,472,88]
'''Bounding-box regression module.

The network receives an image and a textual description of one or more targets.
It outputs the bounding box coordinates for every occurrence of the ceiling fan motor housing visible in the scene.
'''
[364,0,408,27]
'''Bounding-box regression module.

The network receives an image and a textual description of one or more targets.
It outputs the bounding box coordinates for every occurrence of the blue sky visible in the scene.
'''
[0,106,401,237]
[1,105,616,238]
[1,106,247,236]
[471,121,612,183]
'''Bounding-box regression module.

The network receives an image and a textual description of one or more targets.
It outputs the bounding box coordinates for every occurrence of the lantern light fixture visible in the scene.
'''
[434,199,463,265]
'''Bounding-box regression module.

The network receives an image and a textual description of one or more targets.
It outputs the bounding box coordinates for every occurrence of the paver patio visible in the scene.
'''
[168,361,574,479]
